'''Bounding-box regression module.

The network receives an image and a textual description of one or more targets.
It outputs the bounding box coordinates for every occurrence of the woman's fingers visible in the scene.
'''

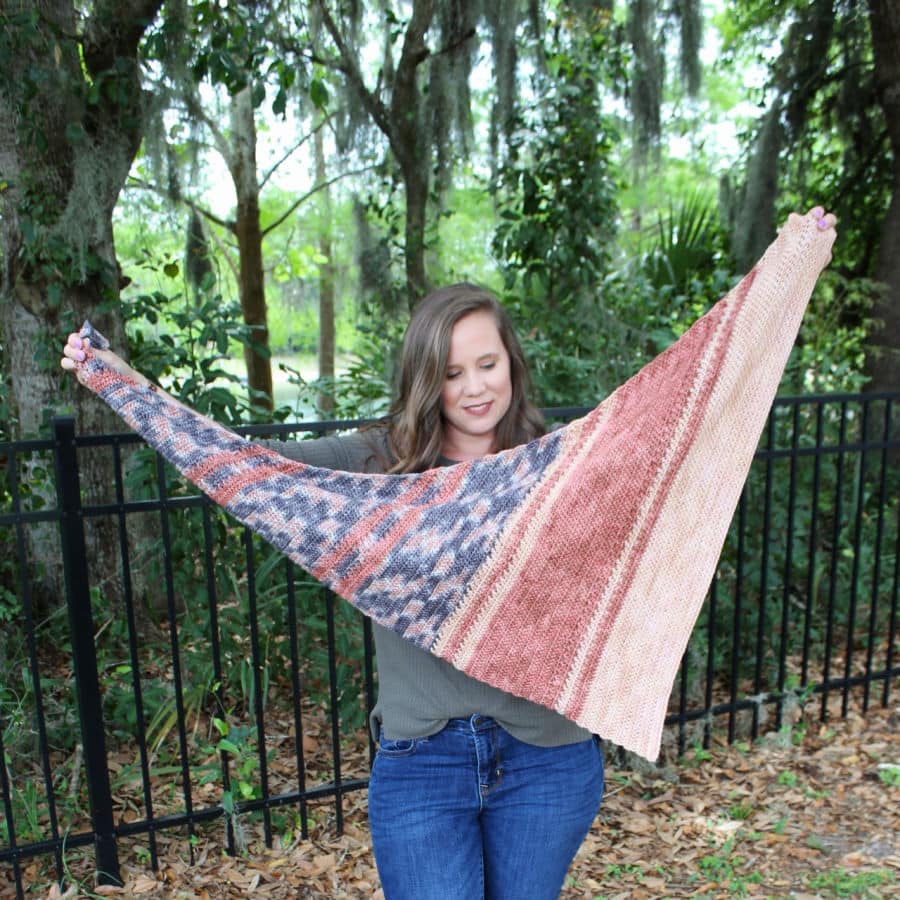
[809,206,837,231]
[61,332,90,371]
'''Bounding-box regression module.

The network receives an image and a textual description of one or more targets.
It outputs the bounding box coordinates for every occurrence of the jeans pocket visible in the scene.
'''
[376,734,419,758]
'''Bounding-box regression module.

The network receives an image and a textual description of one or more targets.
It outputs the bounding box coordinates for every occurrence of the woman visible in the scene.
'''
[63,283,605,900]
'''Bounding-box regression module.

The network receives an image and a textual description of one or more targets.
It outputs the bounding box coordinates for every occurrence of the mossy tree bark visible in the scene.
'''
[0,0,163,614]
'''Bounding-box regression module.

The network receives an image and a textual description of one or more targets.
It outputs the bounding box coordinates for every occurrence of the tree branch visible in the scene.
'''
[175,89,234,170]
[390,0,437,127]
[313,0,393,136]
[259,116,331,190]
[433,26,476,60]
[261,165,377,238]
[126,177,234,232]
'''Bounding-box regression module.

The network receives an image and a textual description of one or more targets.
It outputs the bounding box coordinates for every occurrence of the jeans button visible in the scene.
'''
[472,715,484,727]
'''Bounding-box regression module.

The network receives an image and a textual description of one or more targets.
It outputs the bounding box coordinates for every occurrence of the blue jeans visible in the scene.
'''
[368,715,604,899]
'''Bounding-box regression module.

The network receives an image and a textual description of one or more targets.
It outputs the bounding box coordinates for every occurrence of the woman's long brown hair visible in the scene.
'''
[388,284,545,474]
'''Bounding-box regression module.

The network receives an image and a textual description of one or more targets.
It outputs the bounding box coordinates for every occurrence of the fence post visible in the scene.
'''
[52,417,120,885]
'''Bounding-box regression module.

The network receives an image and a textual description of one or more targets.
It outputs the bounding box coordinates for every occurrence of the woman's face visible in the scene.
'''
[439,309,513,461]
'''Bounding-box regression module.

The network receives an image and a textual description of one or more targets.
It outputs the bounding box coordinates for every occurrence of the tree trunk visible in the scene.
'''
[230,86,273,412]
[314,125,336,415]
[316,0,436,307]
[0,0,163,615]
[388,0,435,306]
[400,159,429,308]
[867,0,900,394]
[729,103,783,274]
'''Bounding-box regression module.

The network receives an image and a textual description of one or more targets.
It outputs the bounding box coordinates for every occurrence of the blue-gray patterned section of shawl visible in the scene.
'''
[87,356,566,646]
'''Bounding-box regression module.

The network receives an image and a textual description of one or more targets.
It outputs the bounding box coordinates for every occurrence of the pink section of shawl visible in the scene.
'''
[433,213,834,757]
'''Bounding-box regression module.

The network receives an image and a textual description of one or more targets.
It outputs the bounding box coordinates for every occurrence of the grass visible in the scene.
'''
[807,867,896,898]
[693,833,765,897]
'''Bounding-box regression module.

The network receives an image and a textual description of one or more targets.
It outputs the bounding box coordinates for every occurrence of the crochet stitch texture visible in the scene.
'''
[74,212,835,761]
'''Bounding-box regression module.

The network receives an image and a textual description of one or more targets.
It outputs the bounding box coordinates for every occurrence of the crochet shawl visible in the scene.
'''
[73,212,835,761]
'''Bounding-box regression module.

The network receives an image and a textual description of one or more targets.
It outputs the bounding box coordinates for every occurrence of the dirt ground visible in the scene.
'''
[29,700,897,900]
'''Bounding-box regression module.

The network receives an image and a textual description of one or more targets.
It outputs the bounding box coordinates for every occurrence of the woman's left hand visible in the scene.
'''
[810,205,837,232]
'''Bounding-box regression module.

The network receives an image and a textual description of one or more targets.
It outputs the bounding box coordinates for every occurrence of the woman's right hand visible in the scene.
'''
[61,328,181,406]
[61,331,140,385]
[60,332,89,373]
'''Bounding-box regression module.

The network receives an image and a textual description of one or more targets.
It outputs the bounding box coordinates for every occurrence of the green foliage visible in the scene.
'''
[807,867,895,899]
[599,192,733,384]
[491,8,625,405]
[784,271,877,394]
[0,365,12,443]
[85,508,369,763]
[641,192,721,296]
[279,362,391,422]
[0,449,23,629]
[777,769,798,788]
[122,256,279,426]
[0,615,83,847]
[719,0,891,290]
[204,716,261,829]
[278,322,397,422]
[142,0,308,109]
[432,184,503,290]
[694,837,764,896]
[512,189,733,403]
[681,740,713,768]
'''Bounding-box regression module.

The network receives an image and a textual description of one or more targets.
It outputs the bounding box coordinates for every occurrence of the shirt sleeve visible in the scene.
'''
[257,429,389,473]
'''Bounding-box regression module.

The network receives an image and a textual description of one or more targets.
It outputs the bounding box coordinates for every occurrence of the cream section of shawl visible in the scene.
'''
[567,215,834,758]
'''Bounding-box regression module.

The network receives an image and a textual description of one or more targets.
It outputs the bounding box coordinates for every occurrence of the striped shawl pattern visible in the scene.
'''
[74,212,835,760]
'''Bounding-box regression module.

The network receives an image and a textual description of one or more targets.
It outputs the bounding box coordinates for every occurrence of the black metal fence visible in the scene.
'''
[1,392,898,896]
